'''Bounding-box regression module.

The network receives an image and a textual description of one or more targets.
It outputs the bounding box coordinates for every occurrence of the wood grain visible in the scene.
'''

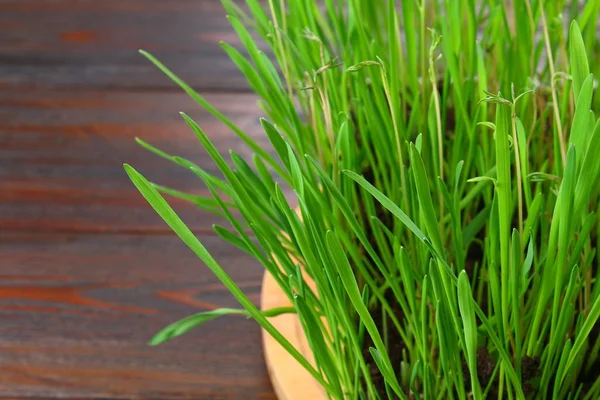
[0,0,252,91]
[0,89,268,233]
[1,0,278,397]
[0,231,275,399]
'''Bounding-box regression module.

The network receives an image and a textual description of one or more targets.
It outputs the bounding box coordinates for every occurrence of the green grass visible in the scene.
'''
[126,0,600,398]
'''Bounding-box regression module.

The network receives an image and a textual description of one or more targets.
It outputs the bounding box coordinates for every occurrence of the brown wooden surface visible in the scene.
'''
[1,0,276,398]
[0,89,264,233]
[0,0,251,91]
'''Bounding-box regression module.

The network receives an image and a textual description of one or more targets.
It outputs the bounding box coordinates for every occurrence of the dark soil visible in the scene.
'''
[580,321,600,394]
[462,348,541,398]
[355,216,597,399]
[362,290,405,399]
[521,356,542,395]
[355,166,403,398]
[350,88,598,399]
[580,226,600,393]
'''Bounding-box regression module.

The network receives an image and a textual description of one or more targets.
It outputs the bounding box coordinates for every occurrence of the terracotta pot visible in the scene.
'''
[261,270,326,400]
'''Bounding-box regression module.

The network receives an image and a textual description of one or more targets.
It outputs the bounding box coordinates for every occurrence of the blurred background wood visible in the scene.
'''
[0,0,276,398]
[0,0,251,91]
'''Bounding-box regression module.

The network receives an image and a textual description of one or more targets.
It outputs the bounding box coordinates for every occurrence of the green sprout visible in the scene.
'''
[126,0,600,398]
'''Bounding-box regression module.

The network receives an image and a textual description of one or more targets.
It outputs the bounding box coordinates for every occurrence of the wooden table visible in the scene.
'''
[0,1,276,398]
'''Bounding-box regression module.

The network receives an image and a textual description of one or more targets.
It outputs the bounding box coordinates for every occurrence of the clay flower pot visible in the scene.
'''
[261,271,325,399]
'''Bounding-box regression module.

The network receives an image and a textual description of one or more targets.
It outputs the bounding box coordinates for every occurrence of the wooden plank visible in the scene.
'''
[0,89,268,233]
[0,231,276,399]
[0,0,254,91]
